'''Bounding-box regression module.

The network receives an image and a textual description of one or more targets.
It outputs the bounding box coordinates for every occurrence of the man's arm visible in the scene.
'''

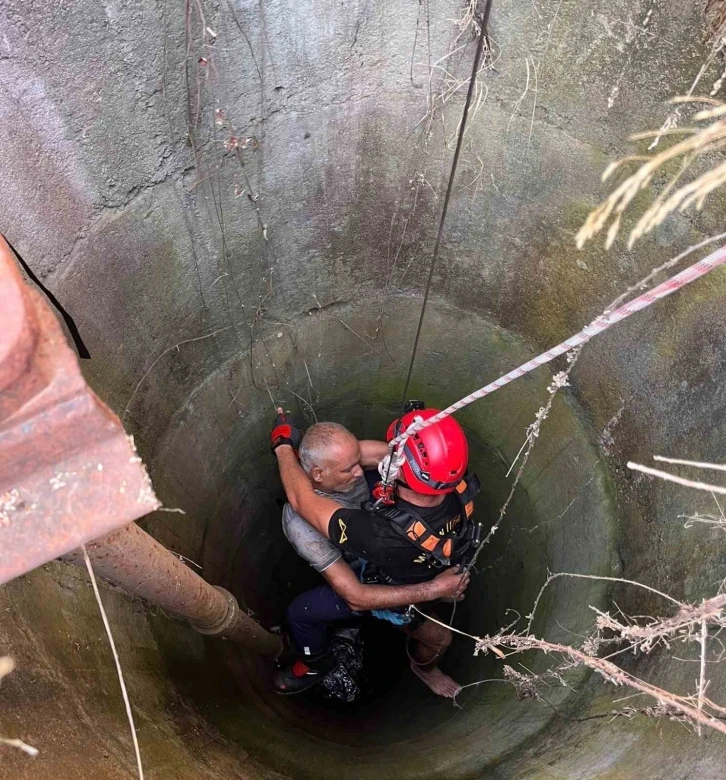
[275,445,339,537]
[322,560,470,612]
[359,440,389,468]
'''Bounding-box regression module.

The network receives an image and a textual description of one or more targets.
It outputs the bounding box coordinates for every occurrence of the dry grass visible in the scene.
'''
[706,0,726,50]
[629,457,726,534]
[576,97,726,250]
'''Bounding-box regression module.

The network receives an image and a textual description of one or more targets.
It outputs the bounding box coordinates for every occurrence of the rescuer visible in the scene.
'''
[271,405,481,697]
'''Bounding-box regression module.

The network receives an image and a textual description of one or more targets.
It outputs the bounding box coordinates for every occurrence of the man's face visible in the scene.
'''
[313,434,365,493]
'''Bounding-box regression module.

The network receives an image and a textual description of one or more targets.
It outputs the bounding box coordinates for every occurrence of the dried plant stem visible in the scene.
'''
[654,455,726,472]
[698,619,708,736]
[627,462,726,496]
[82,546,144,780]
[526,572,681,634]
[335,318,392,360]
[412,605,726,736]
[285,388,318,422]
[577,97,726,249]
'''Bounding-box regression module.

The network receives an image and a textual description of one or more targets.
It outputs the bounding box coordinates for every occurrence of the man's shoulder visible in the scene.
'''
[282,502,343,573]
[282,502,327,538]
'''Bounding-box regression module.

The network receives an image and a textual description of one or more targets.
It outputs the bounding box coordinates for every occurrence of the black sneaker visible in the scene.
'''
[273,653,336,695]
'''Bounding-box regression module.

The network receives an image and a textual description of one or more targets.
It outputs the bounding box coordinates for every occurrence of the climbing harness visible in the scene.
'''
[366,472,482,571]
[379,243,726,494]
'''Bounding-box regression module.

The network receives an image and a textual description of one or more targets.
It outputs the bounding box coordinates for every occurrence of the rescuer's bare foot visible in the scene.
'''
[410,660,462,699]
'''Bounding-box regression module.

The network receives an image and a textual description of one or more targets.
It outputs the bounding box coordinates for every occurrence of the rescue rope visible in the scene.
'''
[386,244,726,463]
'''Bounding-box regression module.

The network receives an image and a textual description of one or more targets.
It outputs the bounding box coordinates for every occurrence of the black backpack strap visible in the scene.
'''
[455,472,481,516]
[453,472,483,561]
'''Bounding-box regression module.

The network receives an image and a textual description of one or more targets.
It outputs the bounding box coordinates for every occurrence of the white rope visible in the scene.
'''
[378,417,419,485]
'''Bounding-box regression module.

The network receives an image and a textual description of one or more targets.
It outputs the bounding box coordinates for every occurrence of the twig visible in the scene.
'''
[265,383,277,408]
[452,677,516,709]
[176,553,202,569]
[527,55,539,148]
[82,546,144,780]
[654,455,726,473]
[412,607,726,735]
[206,272,228,291]
[303,356,314,389]
[284,388,318,422]
[507,55,531,132]
[627,462,726,496]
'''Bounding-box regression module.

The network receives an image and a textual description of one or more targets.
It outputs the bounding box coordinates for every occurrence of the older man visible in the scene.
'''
[273,415,473,697]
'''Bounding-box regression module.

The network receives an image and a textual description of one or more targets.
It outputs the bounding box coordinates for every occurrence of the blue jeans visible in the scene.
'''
[286,584,358,657]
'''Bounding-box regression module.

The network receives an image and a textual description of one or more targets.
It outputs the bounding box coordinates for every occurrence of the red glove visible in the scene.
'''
[271,410,303,453]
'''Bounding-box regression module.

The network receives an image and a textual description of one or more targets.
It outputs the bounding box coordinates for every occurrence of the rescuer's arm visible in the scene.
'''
[275,444,339,538]
[358,440,389,468]
[322,560,470,612]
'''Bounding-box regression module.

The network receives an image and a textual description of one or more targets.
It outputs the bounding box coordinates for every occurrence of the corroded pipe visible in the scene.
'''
[63,522,282,657]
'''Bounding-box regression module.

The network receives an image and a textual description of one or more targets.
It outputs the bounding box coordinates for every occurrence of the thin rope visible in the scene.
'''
[398,0,493,410]
[83,545,144,780]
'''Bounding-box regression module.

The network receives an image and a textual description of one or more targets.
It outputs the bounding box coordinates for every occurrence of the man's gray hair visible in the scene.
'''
[299,422,355,473]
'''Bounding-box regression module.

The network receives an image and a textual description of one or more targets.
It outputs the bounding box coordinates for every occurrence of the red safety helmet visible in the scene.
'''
[386,409,468,495]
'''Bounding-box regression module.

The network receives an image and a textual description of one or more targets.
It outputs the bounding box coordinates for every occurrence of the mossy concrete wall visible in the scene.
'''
[2,0,726,778]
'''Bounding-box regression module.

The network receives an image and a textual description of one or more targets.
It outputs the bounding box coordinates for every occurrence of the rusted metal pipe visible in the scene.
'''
[63,522,282,657]
[0,235,161,583]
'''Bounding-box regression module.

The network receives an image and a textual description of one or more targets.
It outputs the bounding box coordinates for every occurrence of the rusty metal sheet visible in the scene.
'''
[0,235,160,584]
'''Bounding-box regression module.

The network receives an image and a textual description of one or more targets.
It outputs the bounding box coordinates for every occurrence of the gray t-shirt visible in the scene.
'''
[282,478,370,573]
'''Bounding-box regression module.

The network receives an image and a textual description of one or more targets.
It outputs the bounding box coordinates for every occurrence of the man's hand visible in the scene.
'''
[271,408,303,453]
[428,566,470,601]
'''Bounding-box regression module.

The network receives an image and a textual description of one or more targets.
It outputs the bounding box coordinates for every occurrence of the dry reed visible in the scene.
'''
[576,97,726,249]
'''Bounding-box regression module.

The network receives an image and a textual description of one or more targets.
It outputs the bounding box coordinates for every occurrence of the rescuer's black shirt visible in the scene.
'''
[327,494,464,584]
